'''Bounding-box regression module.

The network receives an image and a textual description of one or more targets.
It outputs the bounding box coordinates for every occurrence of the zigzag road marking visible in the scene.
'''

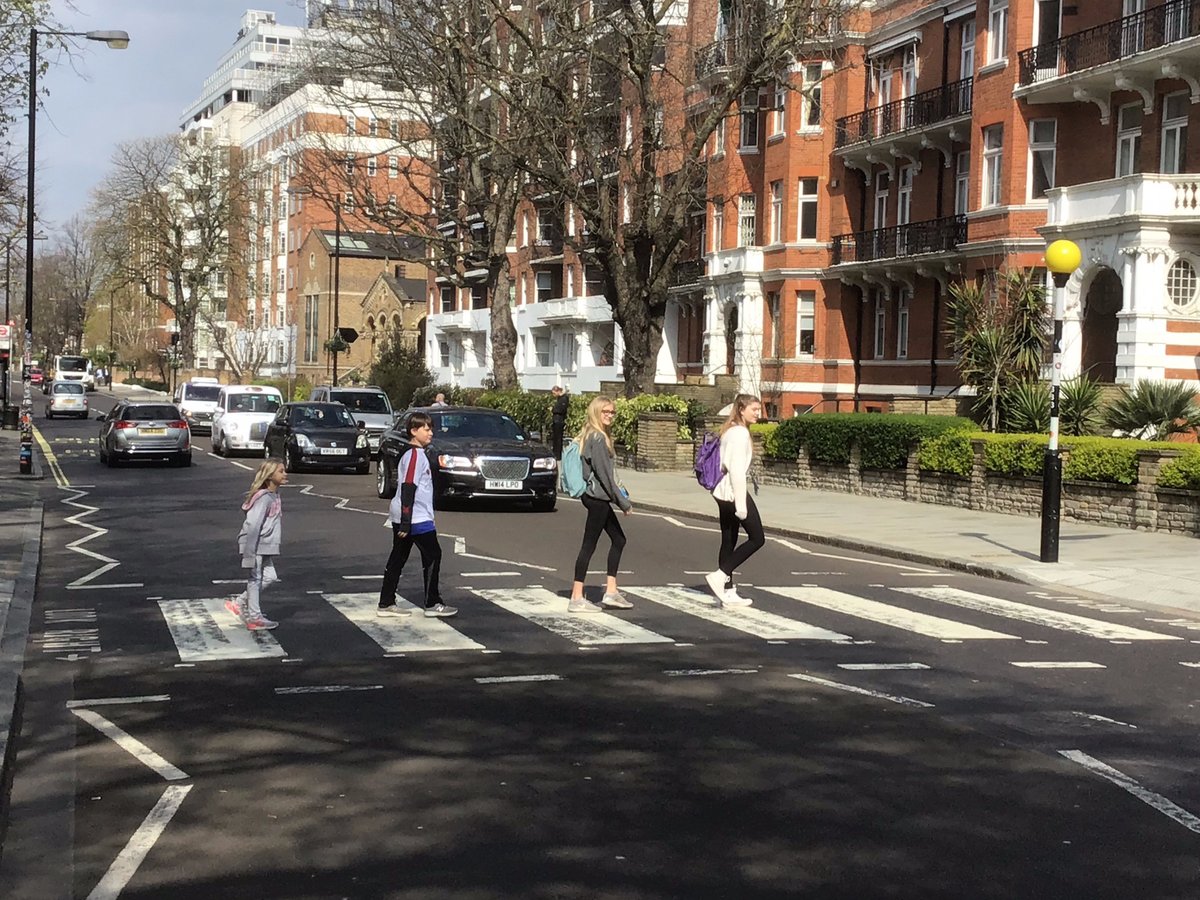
[60,487,143,590]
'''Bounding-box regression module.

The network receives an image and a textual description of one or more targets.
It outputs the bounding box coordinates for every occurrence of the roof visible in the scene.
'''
[313,229,425,261]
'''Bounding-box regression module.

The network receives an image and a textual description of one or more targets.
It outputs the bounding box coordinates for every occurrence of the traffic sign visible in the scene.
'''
[0,324,10,349]
[336,327,359,344]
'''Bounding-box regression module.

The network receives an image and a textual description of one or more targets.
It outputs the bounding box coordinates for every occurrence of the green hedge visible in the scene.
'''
[766,413,974,468]
[1158,448,1200,489]
[124,377,169,393]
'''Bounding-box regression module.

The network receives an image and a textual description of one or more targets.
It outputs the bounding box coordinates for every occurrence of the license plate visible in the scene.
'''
[61,399,79,405]
[485,479,522,491]
[320,447,349,456]
[139,427,166,435]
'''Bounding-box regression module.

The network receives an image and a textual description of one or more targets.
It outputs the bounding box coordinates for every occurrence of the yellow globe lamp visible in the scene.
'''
[1045,239,1081,286]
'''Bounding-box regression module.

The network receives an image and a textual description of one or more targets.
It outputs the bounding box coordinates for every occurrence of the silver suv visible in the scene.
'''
[308,385,394,456]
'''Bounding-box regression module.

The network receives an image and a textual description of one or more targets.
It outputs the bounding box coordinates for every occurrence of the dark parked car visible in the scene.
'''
[96,402,191,467]
[376,406,557,511]
[262,402,371,474]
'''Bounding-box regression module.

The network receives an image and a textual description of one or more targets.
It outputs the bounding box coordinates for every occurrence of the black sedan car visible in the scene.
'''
[376,407,557,511]
[262,402,371,474]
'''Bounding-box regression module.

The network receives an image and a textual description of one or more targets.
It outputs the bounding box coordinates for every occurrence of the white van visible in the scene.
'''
[173,377,222,435]
[210,385,283,456]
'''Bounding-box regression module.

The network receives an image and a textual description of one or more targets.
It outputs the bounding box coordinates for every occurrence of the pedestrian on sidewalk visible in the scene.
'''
[226,458,287,630]
[705,393,765,609]
[568,396,634,613]
[550,384,569,459]
[378,411,458,619]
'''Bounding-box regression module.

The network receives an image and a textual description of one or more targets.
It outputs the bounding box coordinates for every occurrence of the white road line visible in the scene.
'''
[771,537,937,573]
[474,674,563,684]
[476,586,673,646]
[460,571,521,577]
[1010,661,1106,669]
[1071,711,1138,729]
[210,579,244,585]
[1059,750,1200,834]
[1180,662,1200,668]
[66,695,170,709]
[445,532,556,571]
[158,598,286,662]
[229,460,254,470]
[787,673,934,708]
[837,663,931,671]
[624,585,852,642]
[86,784,193,900]
[663,668,758,677]
[59,488,144,590]
[341,574,383,580]
[898,586,1182,641]
[790,571,848,576]
[70,709,188,781]
[325,592,486,653]
[761,586,1020,641]
[274,685,383,695]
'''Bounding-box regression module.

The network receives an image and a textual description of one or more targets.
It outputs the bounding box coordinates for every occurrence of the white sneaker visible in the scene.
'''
[721,589,752,609]
[601,592,633,610]
[568,597,602,613]
[376,605,411,618]
[704,570,727,600]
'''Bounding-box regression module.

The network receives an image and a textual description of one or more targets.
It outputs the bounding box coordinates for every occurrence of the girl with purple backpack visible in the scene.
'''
[704,394,765,608]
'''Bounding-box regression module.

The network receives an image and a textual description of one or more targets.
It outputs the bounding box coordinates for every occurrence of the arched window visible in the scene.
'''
[1167,258,1197,309]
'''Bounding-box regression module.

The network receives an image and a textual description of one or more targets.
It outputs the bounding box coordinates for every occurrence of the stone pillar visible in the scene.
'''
[636,411,679,471]
[1135,449,1182,531]
[848,442,862,494]
[905,443,920,499]
[796,444,813,490]
[969,439,987,510]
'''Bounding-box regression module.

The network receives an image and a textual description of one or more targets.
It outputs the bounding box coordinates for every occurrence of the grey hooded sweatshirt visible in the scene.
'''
[581,431,632,513]
[239,488,283,565]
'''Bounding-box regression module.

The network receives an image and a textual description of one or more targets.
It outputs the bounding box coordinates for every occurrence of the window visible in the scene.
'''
[277,270,285,292]
[534,335,551,367]
[1161,92,1188,175]
[368,117,378,136]
[987,0,1008,63]
[982,125,1003,208]
[303,295,319,362]
[955,151,970,214]
[901,46,918,100]
[440,285,456,313]
[739,89,759,149]
[346,114,356,135]
[386,155,398,179]
[585,265,605,296]
[873,292,886,358]
[802,63,823,130]
[712,198,724,252]
[471,285,487,309]
[874,171,889,228]
[897,166,913,226]
[770,181,784,243]
[712,116,726,156]
[367,157,377,177]
[796,290,816,355]
[771,83,786,136]
[797,178,818,240]
[768,292,783,357]
[961,19,976,77]
[344,158,354,177]
[389,118,399,140]
[537,207,556,242]
[1167,259,1197,308]
[536,270,554,302]
[738,193,756,246]
[896,289,910,359]
[343,192,354,213]
[1029,119,1057,199]
[439,341,451,367]
[1116,103,1142,177]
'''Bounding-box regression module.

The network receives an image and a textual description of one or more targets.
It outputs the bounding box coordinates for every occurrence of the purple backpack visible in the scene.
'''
[694,433,723,490]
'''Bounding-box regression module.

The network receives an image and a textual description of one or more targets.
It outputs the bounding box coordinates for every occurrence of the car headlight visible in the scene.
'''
[295,433,314,449]
[356,434,368,449]
[532,456,557,470]
[438,454,475,470]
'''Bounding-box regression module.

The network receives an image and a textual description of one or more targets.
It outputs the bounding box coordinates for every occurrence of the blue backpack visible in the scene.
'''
[694,433,723,490]
[560,440,588,498]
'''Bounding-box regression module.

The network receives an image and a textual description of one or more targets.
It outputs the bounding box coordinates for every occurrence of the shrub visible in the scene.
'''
[768,413,974,467]
[251,375,314,402]
[1104,379,1200,441]
[916,432,974,477]
[749,423,780,459]
[1159,449,1200,489]
[1061,437,1141,485]
[124,377,168,393]
[410,383,475,408]
[982,433,1047,477]
[472,388,554,433]
[610,394,691,451]
[1061,373,1105,436]
[1002,380,1049,433]
[371,341,434,409]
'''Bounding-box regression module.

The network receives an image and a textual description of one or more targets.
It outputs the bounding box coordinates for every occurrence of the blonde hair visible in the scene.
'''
[246,458,285,501]
[574,395,615,456]
[720,394,761,435]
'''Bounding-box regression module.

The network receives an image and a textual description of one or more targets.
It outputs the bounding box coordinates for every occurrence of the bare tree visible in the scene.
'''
[0,1,57,209]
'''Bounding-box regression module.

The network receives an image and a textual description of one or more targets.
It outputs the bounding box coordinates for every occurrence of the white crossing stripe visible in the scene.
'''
[761,586,1020,641]
[897,587,1182,641]
[325,592,485,653]
[475,674,562,684]
[1011,661,1106,669]
[787,673,934,708]
[837,663,930,671]
[623,585,852,642]
[1059,750,1200,834]
[158,598,285,662]
[475,587,673,646]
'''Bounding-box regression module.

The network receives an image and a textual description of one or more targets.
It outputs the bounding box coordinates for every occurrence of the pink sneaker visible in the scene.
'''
[224,598,244,619]
[245,615,278,631]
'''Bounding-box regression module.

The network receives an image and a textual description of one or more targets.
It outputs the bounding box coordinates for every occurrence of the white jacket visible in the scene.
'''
[389,447,435,528]
[711,425,752,519]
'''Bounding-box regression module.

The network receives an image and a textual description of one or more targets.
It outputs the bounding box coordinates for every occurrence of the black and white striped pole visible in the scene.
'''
[1040,239,1082,563]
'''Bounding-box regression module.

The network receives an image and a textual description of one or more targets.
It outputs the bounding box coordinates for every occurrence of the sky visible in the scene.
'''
[37,0,305,232]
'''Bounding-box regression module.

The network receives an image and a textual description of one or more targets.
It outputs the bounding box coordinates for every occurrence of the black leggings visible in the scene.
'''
[716,495,765,585]
[379,525,442,608]
[574,494,626,582]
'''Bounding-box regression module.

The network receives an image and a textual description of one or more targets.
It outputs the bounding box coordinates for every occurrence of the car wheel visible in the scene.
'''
[283,445,298,473]
[213,432,226,457]
[355,460,371,475]
[45,410,52,419]
[376,456,396,499]
[177,453,192,468]
[105,448,118,468]
[533,497,557,513]
[97,443,107,464]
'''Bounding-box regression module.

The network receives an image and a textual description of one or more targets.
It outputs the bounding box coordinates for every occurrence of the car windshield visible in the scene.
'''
[53,383,84,395]
[184,385,221,402]
[228,394,281,413]
[124,405,180,421]
[294,404,356,428]
[433,412,525,441]
[331,391,391,414]
[58,357,87,372]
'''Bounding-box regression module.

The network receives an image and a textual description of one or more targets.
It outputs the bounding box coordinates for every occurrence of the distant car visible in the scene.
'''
[29,367,44,387]
[210,384,284,456]
[45,380,88,419]
[263,402,371,474]
[173,377,221,435]
[376,406,557,511]
[96,401,191,467]
[308,385,394,456]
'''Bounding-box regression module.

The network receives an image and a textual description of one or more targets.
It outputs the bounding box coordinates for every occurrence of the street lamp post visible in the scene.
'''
[3,230,45,424]
[22,25,129,471]
[1040,238,1082,563]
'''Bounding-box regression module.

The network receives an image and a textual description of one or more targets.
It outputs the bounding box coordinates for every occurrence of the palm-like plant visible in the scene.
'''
[1003,380,1050,433]
[1061,373,1104,436]
[947,270,1049,431]
[1104,380,1200,441]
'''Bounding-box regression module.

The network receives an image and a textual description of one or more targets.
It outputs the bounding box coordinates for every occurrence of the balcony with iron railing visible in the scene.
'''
[694,36,744,81]
[830,215,968,266]
[531,234,564,260]
[1017,0,1200,103]
[836,78,974,149]
[669,258,707,288]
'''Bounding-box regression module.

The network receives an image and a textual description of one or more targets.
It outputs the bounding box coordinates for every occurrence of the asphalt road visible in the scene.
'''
[3,396,1200,898]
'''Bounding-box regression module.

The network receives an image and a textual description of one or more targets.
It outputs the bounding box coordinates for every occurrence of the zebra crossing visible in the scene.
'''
[151,582,1186,663]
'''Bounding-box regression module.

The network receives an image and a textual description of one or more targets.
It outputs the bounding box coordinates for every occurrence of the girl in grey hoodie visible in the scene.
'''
[226,458,287,630]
